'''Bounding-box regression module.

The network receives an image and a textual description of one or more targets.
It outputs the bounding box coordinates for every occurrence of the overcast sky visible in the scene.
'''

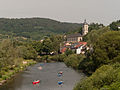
[0,0,120,25]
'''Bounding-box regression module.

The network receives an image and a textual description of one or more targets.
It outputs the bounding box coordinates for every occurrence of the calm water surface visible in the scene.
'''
[0,63,85,90]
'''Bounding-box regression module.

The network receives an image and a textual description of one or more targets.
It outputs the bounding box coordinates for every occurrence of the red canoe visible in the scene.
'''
[32,80,40,85]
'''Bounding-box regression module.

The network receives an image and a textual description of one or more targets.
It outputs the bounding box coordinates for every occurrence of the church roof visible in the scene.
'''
[67,33,82,38]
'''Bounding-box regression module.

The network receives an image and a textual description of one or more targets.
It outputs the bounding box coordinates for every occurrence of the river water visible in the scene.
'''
[0,63,85,90]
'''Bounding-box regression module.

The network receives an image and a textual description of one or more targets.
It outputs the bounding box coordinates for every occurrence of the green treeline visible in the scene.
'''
[0,18,81,40]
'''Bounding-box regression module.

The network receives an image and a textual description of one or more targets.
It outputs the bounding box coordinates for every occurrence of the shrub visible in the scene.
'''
[48,54,66,62]
[0,73,2,78]
[14,67,20,72]
[64,54,85,69]
[0,70,6,75]
[2,75,9,80]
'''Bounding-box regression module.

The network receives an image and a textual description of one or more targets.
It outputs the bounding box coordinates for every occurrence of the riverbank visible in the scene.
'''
[0,60,36,87]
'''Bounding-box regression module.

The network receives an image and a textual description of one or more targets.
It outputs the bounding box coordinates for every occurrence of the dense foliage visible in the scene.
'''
[31,35,63,55]
[83,27,109,44]
[81,31,120,73]
[64,54,85,69]
[0,39,37,82]
[0,39,37,69]
[74,28,120,89]
[110,20,120,31]
[74,64,120,90]
[88,23,104,32]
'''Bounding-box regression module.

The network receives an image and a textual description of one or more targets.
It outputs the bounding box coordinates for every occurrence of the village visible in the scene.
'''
[60,20,89,54]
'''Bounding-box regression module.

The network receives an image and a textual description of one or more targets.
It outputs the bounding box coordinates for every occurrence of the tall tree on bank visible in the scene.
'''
[41,38,53,54]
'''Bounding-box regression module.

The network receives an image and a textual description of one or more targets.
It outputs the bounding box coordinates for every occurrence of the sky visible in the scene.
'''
[0,0,120,25]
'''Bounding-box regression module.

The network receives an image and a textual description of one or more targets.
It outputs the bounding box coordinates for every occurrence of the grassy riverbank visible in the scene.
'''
[0,60,36,86]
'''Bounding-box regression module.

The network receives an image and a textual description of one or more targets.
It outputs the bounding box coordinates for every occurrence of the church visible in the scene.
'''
[66,20,89,42]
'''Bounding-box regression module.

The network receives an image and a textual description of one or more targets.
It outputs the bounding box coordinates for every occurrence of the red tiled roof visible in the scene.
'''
[75,44,82,48]
[78,42,87,45]
[61,47,67,53]
[75,42,87,48]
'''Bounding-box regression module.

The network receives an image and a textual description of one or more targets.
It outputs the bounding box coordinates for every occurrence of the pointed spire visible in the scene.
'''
[84,19,86,23]
[84,19,88,25]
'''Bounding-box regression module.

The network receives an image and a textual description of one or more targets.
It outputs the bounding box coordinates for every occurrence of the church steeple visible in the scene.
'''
[82,19,89,36]
[84,19,88,25]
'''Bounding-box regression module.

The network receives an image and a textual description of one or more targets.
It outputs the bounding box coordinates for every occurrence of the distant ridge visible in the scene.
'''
[0,18,82,40]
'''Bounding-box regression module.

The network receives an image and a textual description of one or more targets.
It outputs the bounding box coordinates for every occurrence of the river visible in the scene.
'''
[0,62,85,90]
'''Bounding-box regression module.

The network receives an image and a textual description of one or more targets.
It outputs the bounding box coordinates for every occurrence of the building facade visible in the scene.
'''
[66,33,82,42]
[66,20,89,43]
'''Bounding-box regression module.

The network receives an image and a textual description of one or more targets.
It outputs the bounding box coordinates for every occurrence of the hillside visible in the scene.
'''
[0,18,82,40]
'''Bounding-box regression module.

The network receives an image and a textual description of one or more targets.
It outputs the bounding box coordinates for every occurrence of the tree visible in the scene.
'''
[65,49,74,56]
[17,46,37,59]
[32,41,42,55]
[110,22,118,31]
[41,38,53,54]
[92,31,120,69]
[49,35,63,54]
[83,27,110,44]
[88,23,104,32]
[64,54,85,69]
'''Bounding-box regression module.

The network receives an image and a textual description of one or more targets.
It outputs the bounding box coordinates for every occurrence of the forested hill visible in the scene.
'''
[0,18,82,40]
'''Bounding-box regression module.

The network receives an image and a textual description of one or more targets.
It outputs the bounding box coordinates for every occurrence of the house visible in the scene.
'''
[65,42,71,46]
[75,42,87,48]
[60,42,87,54]
[75,42,87,54]
[76,46,83,54]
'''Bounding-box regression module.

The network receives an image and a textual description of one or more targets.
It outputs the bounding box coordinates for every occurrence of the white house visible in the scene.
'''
[76,46,83,54]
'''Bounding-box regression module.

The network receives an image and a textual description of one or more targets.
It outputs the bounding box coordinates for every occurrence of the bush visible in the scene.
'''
[78,57,95,75]
[7,71,14,77]
[2,75,9,80]
[0,78,2,81]
[48,54,66,62]
[0,70,6,75]
[65,49,74,56]
[64,54,85,69]
[14,67,20,72]
[0,73,2,78]
[17,46,38,60]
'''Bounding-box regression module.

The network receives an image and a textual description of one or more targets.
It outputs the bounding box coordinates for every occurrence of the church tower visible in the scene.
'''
[82,19,89,36]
